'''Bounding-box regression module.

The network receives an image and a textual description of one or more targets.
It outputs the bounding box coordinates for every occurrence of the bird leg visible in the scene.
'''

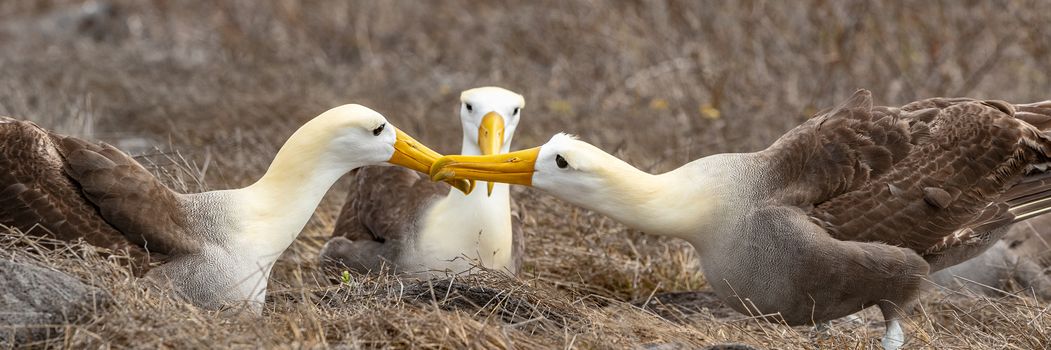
[878,301,906,350]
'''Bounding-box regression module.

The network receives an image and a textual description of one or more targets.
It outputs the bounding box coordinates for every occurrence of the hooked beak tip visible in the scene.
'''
[432,169,455,182]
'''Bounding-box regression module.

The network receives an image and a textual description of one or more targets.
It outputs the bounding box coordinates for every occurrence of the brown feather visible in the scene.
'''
[52,134,197,255]
[922,187,953,209]
[321,165,525,275]
[320,166,445,273]
[335,166,448,243]
[0,117,153,270]
[674,91,1051,329]
[760,91,1051,272]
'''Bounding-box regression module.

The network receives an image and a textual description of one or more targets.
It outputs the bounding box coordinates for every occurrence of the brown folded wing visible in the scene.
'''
[53,133,198,255]
[324,165,450,272]
[1,118,147,263]
[761,90,1051,268]
[1,117,196,265]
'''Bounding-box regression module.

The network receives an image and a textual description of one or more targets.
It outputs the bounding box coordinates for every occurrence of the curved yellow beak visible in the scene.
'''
[388,128,474,194]
[430,147,540,187]
[478,112,506,196]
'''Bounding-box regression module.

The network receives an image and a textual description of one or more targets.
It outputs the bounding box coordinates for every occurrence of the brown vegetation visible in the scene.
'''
[2,0,1050,348]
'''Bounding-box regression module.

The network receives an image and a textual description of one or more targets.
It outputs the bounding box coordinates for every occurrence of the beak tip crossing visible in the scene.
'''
[431,168,455,182]
[449,178,474,195]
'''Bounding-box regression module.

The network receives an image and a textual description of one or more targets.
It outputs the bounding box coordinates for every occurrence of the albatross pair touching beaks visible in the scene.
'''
[320,87,525,276]
[0,104,468,313]
[431,90,1051,349]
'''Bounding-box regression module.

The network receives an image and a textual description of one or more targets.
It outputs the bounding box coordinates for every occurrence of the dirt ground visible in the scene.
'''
[1,1,1050,348]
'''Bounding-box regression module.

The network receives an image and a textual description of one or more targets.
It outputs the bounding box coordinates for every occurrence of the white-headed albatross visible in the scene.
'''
[430,90,1051,349]
[0,104,465,313]
[320,87,525,276]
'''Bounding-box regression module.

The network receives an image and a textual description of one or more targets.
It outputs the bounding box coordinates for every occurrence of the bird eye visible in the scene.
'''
[465,103,473,112]
[513,107,520,116]
[555,154,568,169]
[372,123,385,136]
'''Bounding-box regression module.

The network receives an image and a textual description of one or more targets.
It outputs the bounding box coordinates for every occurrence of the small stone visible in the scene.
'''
[0,258,109,345]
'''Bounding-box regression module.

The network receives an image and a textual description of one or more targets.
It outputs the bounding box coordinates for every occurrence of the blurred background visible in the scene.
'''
[5,1,1049,172]
[2,0,1050,348]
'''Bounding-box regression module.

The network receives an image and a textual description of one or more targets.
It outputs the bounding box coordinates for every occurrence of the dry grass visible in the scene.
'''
[1,0,1050,348]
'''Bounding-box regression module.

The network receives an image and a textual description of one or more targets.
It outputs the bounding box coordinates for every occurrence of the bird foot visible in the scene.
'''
[881,319,905,350]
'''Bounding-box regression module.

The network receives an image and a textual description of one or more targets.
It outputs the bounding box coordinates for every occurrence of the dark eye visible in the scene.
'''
[555,154,568,169]
[465,103,473,112]
[372,123,385,136]
[513,107,520,116]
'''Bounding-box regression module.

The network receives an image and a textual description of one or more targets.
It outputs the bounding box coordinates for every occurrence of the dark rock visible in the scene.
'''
[0,258,109,345]
[929,240,1051,300]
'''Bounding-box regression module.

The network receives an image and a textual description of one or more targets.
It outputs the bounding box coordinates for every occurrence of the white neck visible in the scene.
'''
[237,134,358,264]
[184,125,364,310]
[460,135,514,155]
[410,137,516,271]
[556,155,736,246]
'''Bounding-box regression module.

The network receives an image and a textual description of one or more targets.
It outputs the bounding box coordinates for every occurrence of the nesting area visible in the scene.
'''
[2,1,1051,348]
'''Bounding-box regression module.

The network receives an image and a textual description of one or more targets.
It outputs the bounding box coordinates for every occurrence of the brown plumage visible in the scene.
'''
[741,90,1051,347]
[320,87,527,277]
[322,165,525,275]
[427,89,1051,349]
[3,104,449,312]
[0,117,180,271]
[326,166,455,272]
[769,91,1051,270]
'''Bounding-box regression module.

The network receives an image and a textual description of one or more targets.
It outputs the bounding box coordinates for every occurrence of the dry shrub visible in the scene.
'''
[1,0,1050,348]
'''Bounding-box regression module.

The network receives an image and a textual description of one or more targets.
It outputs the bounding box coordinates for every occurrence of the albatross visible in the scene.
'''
[319,87,525,276]
[0,104,464,313]
[430,90,1051,349]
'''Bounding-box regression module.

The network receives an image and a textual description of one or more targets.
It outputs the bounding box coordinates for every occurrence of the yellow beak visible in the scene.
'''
[388,128,474,194]
[478,112,506,196]
[430,147,540,187]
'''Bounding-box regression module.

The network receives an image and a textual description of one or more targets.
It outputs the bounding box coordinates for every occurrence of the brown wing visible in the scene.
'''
[760,90,916,209]
[321,165,450,273]
[761,90,1051,265]
[52,133,197,255]
[332,165,451,245]
[0,118,147,263]
[329,166,526,275]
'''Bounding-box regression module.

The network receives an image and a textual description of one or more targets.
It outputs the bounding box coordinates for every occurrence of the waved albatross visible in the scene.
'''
[431,90,1051,349]
[0,105,465,313]
[320,87,525,276]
